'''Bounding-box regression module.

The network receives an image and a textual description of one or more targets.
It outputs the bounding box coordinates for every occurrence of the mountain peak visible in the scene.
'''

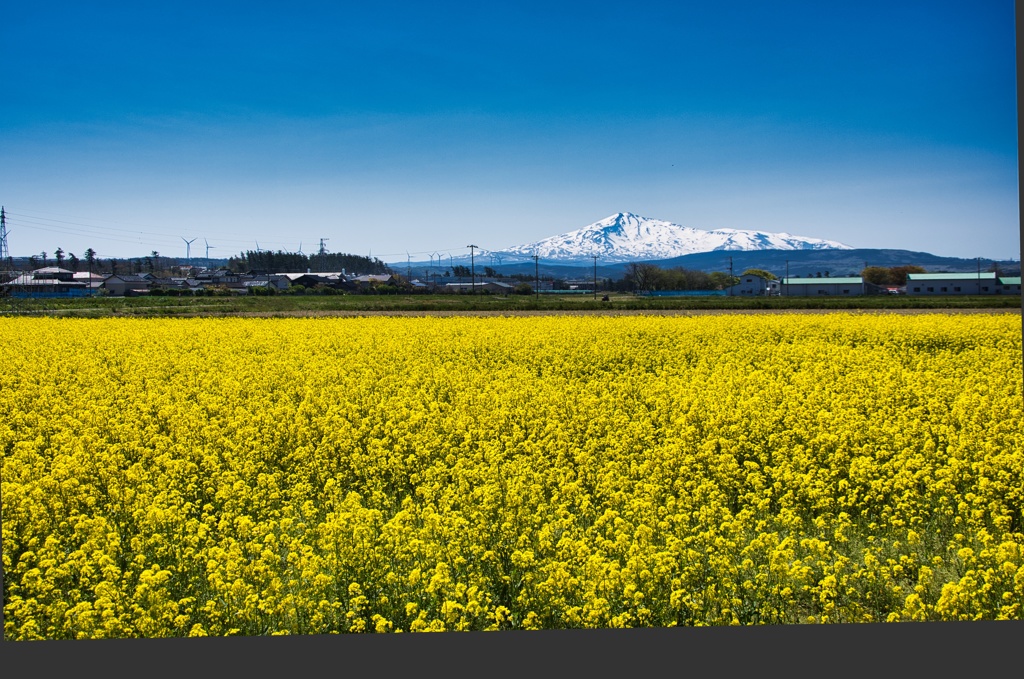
[497,213,851,263]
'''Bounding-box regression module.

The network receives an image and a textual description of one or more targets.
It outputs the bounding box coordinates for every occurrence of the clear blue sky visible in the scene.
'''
[1,0,1018,262]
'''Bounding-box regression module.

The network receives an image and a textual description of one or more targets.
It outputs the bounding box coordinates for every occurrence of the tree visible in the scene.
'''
[40,251,47,267]
[55,248,65,269]
[861,266,890,286]
[68,253,79,272]
[887,265,926,286]
[513,282,533,295]
[151,251,161,273]
[740,268,778,281]
[709,271,739,290]
[452,264,471,278]
[28,256,39,269]
[84,248,97,277]
[626,263,661,293]
[484,266,498,278]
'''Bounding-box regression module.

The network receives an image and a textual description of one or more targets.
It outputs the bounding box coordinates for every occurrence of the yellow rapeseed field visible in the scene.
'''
[1,313,1022,639]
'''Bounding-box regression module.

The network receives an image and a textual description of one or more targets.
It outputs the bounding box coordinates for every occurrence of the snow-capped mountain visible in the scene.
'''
[496,212,851,263]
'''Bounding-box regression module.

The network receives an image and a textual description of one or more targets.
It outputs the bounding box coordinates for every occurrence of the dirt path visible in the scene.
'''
[209,307,1022,318]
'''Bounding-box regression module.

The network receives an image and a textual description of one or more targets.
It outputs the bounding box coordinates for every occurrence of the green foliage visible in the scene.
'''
[861,266,891,286]
[887,265,927,286]
[741,268,778,281]
[624,263,739,292]
[709,272,740,289]
[514,283,533,295]
[232,250,390,276]
[861,265,927,286]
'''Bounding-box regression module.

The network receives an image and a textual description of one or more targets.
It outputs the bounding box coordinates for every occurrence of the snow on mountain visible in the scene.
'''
[496,212,852,263]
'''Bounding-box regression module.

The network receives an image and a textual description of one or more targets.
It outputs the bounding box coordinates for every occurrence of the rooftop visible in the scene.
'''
[781,277,863,285]
[906,272,998,281]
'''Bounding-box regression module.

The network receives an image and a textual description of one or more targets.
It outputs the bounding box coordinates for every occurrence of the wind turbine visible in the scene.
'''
[204,238,215,260]
[181,237,197,263]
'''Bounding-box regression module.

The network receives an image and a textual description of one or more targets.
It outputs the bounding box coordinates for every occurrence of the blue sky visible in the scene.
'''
[1,1,1018,262]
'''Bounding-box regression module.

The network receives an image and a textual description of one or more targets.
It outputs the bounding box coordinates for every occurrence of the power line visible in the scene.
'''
[4,209,302,251]
[467,244,478,294]
[4,207,555,267]
[0,207,10,267]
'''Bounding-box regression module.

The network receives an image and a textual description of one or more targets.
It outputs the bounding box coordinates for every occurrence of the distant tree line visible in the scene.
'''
[229,250,391,275]
[16,246,1015,291]
[613,263,740,293]
[21,247,152,276]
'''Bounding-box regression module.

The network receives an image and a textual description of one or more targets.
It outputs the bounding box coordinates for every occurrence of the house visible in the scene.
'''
[241,274,293,291]
[780,276,864,296]
[282,272,353,290]
[728,275,779,296]
[2,267,90,297]
[102,274,152,296]
[905,272,998,295]
[564,279,596,291]
[443,281,515,294]
[149,276,188,292]
[353,274,398,287]
[73,271,106,293]
[193,269,239,285]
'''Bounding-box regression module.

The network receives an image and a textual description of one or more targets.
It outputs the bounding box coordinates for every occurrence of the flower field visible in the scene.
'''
[2,313,1022,639]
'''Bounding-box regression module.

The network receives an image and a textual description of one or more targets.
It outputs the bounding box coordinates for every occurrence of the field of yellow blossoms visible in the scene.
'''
[2,313,1022,639]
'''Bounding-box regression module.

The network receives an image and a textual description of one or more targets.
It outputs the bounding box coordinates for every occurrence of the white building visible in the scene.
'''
[997,276,1021,294]
[728,274,779,296]
[905,272,997,295]
[780,276,864,296]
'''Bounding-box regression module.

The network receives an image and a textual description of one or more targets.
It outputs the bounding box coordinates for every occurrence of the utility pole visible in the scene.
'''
[785,259,789,297]
[592,255,598,300]
[0,206,15,299]
[729,256,734,296]
[977,257,981,295]
[0,206,11,275]
[318,238,330,273]
[467,244,478,294]
[534,253,539,302]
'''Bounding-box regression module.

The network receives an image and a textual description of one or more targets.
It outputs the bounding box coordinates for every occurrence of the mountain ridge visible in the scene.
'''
[493,212,851,263]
